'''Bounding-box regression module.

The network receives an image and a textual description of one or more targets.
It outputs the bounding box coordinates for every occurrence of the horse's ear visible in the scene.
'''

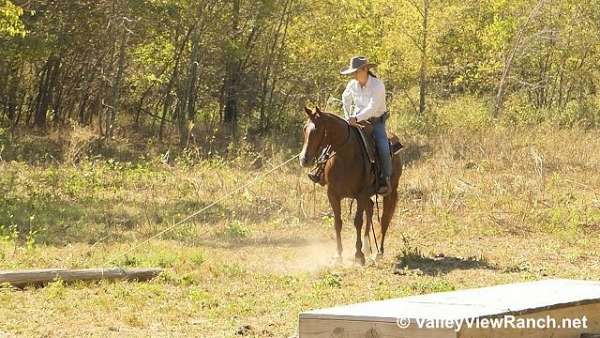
[313,106,323,119]
[304,106,313,117]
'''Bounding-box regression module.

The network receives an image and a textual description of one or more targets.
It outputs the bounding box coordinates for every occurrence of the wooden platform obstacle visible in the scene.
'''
[299,279,600,338]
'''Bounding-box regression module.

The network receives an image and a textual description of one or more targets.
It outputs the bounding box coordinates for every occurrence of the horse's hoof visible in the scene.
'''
[354,254,366,266]
[375,252,384,261]
[330,255,343,265]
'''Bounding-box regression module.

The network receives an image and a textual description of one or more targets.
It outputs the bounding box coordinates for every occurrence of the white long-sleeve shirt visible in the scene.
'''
[341,75,387,121]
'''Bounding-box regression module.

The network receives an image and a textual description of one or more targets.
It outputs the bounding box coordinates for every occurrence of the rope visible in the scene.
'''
[373,193,381,255]
[312,182,316,217]
[105,152,301,266]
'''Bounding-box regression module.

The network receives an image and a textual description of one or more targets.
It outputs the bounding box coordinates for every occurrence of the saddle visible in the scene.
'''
[354,122,403,166]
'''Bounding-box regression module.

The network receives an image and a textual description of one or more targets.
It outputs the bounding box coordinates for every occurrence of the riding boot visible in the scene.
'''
[377,176,392,196]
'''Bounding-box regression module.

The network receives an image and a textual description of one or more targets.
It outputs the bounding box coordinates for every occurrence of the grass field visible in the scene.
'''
[1,125,599,337]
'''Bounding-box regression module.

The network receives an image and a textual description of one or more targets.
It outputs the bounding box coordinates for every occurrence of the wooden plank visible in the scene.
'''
[0,268,163,287]
[299,318,457,338]
[300,305,600,338]
[407,279,600,317]
[299,280,600,338]
[301,280,600,323]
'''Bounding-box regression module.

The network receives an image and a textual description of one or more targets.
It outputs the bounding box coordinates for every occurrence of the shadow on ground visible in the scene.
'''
[394,252,498,276]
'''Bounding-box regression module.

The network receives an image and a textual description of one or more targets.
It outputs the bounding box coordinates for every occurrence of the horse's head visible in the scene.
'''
[299,106,326,167]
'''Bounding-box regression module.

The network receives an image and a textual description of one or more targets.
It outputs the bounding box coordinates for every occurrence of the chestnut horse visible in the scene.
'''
[299,107,402,265]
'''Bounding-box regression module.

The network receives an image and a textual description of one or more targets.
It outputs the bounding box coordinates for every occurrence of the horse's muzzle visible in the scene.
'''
[299,153,312,167]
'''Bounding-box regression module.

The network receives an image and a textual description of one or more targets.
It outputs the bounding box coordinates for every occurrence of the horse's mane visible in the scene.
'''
[320,111,348,125]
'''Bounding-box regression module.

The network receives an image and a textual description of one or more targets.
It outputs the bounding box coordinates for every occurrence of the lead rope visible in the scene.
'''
[312,181,316,217]
[373,180,382,256]
[103,153,301,266]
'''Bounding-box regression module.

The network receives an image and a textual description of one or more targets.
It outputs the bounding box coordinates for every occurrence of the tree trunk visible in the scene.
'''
[106,26,129,138]
[7,65,20,124]
[223,0,241,126]
[158,27,193,141]
[34,57,60,129]
[0,61,7,121]
[493,0,545,118]
[418,0,429,116]
[178,38,201,149]
[53,74,64,124]
[259,0,290,132]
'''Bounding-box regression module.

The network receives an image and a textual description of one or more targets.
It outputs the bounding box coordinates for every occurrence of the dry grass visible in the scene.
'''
[0,125,599,337]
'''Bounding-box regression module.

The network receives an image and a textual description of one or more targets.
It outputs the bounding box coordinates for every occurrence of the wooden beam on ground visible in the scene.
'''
[0,268,163,288]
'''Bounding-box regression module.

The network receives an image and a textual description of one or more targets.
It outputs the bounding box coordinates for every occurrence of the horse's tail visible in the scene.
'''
[375,154,402,254]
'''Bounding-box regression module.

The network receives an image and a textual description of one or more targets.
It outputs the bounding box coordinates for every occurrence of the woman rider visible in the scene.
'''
[341,56,392,196]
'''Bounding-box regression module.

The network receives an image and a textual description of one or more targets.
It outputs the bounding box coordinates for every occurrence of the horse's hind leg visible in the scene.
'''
[353,199,365,265]
[377,155,402,257]
[328,193,343,263]
[379,190,398,256]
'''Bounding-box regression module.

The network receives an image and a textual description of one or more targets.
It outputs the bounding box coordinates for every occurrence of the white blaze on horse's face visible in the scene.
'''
[299,120,317,167]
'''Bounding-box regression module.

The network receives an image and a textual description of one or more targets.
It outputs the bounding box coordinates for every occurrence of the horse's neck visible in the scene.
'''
[323,115,359,159]
[323,115,347,148]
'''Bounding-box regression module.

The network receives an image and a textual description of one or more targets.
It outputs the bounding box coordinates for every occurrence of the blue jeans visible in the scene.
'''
[372,116,392,178]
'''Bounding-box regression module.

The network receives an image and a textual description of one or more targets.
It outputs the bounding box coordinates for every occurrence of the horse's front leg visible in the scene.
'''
[328,193,343,263]
[353,199,366,266]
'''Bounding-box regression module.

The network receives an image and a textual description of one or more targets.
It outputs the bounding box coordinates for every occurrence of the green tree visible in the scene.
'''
[0,0,24,37]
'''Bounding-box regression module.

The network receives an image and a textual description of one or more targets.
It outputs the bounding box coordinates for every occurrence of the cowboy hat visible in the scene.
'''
[340,56,377,75]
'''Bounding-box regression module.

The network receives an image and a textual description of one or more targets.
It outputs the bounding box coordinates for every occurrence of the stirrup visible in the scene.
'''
[308,172,321,184]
